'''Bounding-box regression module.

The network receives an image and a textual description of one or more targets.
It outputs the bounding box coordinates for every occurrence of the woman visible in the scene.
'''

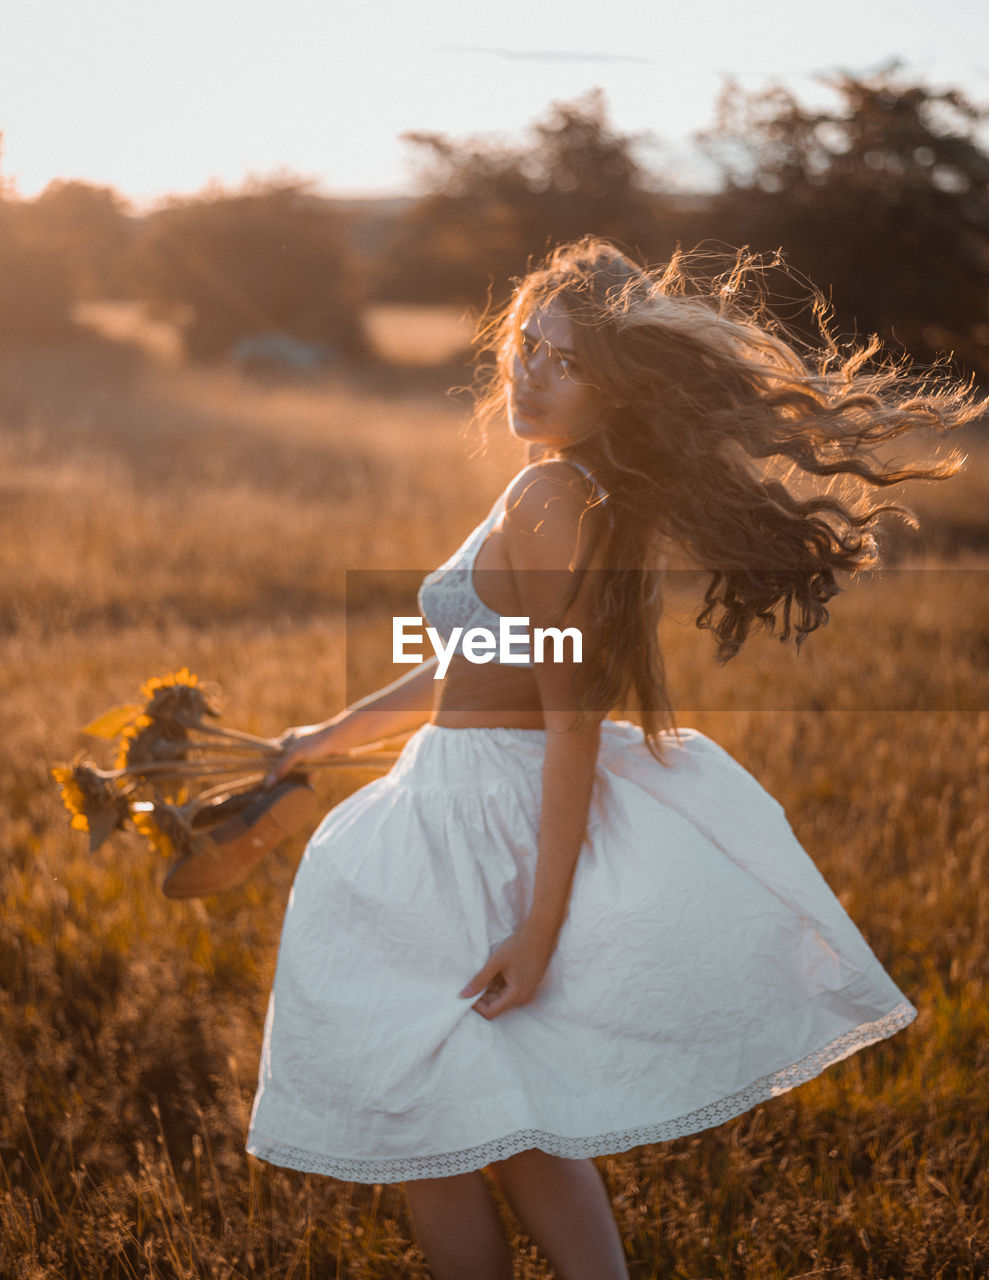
[247,239,979,1279]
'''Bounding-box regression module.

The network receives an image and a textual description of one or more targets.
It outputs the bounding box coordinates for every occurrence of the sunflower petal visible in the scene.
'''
[82,704,143,739]
[141,669,199,700]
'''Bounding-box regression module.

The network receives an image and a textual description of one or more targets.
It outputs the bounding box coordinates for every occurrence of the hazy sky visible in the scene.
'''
[1,0,986,206]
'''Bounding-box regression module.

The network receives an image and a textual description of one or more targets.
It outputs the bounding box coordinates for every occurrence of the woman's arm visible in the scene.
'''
[525,715,601,941]
[265,656,439,784]
[461,462,608,1019]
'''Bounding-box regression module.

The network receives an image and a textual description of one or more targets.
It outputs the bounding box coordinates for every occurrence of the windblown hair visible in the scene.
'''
[475,237,984,756]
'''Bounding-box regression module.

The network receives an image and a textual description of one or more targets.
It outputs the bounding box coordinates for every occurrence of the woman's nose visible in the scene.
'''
[518,345,547,386]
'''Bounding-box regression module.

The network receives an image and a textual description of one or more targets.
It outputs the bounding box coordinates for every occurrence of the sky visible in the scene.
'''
[1,0,986,207]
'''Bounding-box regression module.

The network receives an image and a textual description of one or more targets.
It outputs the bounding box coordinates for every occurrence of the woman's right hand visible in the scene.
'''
[260,658,439,789]
[264,721,347,788]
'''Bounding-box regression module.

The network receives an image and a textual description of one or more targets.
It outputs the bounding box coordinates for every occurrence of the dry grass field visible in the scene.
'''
[0,320,987,1279]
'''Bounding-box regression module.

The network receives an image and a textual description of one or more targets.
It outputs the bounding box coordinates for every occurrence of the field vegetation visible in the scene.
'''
[0,318,986,1279]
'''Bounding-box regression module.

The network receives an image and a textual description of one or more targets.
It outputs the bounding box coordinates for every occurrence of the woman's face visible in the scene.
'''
[505,302,608,450]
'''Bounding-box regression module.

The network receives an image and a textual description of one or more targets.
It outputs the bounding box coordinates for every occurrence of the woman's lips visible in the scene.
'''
[513,396,545,419]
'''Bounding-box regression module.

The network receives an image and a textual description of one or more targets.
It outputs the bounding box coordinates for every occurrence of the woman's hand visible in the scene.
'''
[263,722,347,788]
[459,923,557,1020]
[262,658,439,790]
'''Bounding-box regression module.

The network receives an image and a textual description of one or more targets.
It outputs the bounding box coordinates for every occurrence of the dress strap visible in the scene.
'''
[557,456,611,513]
[500,457,611,529]
[549,457,613,580]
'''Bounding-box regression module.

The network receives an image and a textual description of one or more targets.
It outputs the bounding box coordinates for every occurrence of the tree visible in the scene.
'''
[124,180,368,361]
[0,136,84,343]
[375,91,677,303]
[23,180,133,298]
[697,67,989,376]
[0,198,79,343]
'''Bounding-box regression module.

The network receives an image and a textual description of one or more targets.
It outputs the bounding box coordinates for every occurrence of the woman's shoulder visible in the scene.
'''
[502,458,609,532]
[501,458,610,569]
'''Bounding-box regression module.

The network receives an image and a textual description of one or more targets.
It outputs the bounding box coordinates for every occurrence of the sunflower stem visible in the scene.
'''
[184,739,271,755]
[184,774,267,817]
[176,716,280,750]
[116,759,267,781]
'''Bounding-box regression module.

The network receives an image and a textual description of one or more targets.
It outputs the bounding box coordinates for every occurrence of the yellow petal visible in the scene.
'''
[82,704,143,739]
[141,668,199,699]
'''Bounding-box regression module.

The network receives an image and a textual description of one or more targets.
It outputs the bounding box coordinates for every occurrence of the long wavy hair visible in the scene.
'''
[475,237,984,755]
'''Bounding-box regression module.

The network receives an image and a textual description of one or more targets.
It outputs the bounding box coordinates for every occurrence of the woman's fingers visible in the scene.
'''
[473,978,514,1020]
[263,745,301,789]
[458,958,499,1000]
[473,973,537,1020]
[460,932,550,1017]
[264,724,344,787]
[461,963,537,1020]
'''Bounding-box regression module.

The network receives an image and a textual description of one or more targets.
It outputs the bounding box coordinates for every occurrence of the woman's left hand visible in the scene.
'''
[459,923,557,1020]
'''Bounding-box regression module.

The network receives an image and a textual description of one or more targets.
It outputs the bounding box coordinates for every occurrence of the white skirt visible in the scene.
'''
[246,721,915,1183]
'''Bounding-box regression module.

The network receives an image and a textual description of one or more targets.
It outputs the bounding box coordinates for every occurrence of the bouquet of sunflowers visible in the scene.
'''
[53,669,397,899]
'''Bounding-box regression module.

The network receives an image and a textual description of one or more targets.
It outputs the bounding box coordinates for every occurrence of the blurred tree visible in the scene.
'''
[0,132,77,343]
[23,180,133,297]
[375,91,678,303]
[0,205,78,344]
[123,180,368,361]
[697,67,989,377]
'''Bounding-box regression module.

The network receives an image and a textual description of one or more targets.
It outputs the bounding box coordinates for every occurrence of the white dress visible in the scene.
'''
[246,473,916,1183]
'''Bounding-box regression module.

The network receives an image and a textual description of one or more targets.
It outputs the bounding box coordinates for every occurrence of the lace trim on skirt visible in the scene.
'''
[247,998,916,1183]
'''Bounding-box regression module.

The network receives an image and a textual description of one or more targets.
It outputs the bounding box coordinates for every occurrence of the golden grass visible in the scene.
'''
[363,305,476,367]
[1,335,987,1278]
[73,302,187,366]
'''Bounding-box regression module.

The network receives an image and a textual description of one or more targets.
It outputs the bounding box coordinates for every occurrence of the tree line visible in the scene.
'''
[1,67,986,378]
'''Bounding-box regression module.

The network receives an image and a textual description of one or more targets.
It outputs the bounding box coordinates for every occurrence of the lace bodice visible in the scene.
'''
[417,460,608,667]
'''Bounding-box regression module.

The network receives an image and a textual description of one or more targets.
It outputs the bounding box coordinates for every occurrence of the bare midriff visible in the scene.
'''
[428,494,607,731]
[432,658,547,730]
[429,514,550,730]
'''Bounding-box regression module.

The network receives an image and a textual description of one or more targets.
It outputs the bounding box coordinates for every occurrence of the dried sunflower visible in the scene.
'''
[131,801,196,861]
[140,668,219,730]
[115,719,190,772]
[52,762,130,852]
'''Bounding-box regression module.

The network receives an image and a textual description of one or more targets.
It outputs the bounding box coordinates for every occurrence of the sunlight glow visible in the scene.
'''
[0,0,985,205]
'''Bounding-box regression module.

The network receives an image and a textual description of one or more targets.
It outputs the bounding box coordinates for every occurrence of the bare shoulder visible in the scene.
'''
[502,459,609,569]
[504,459,607,534]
